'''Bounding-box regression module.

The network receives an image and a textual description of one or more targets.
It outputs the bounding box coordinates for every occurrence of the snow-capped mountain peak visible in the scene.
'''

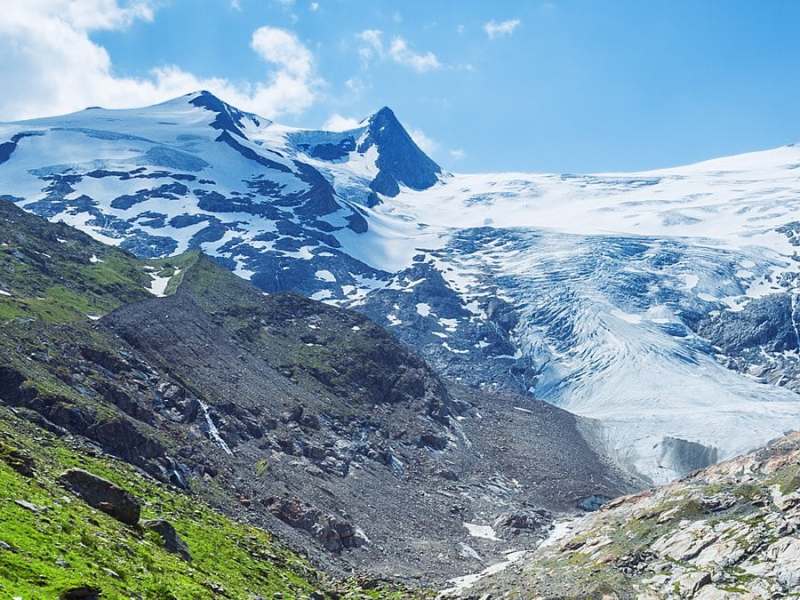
[185,90,271,138]
[4,92,800,484]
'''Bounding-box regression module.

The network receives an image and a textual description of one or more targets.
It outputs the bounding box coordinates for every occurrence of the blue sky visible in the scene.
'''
[3,1,800,173]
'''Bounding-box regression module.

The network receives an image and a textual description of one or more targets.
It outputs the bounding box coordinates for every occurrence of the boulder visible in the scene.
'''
[58,468,140,525]
[0,444,35,477]
[142,519,192,561]
[59,586,101,600]
[264,496,367,552]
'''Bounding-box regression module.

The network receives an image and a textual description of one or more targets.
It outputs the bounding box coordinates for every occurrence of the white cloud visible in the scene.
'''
[408,127,438,155]
[310,2,319,11]
[388,37,441,72]
[484,18,521,39]
[0,2,320,120]
[345,77,367,96]
[356,29,441,72]
[322,113,361,131]
[356,29,384,64]
[449,148,466,161]
[231,0,241,10]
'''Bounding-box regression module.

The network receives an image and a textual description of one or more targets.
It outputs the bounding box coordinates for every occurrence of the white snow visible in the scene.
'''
[439,550,527,598]
[463,522,501,541]
[314,269,336,282]
[198,400,233,455]
[6,94,800,485]
[147,269,181,298]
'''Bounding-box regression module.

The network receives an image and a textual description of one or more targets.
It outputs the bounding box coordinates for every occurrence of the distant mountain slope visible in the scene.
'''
[3,92,800,482]
[0,200,633,585]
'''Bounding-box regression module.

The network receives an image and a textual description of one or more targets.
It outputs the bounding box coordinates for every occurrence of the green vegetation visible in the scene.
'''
[0,409,426,599]
[0,205,429,599]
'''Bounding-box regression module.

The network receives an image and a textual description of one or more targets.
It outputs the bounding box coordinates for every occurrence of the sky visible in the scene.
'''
[1,0,799,173]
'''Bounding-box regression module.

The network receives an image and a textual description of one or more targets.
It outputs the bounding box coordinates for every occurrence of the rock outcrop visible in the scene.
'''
[58,469,140,526]
[450,431,800,599]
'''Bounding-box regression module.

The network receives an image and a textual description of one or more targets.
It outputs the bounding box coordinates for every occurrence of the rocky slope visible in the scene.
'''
[3,92,800,482]
[448,431,800,599]
[0,404,422,599]
[0,200,636,588]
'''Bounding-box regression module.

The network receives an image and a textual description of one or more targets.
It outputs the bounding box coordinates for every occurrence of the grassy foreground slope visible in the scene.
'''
[0,406,423,599]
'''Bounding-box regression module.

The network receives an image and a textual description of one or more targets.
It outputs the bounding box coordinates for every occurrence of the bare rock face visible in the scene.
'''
[58,468,140,526]
[264,496,367,552]
[448,432,800,599]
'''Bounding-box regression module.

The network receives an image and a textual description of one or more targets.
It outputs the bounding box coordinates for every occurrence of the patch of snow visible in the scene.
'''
[463,522,501,541]
[416,302,431,317]
[315,269,336,282]
[198,400,233,455]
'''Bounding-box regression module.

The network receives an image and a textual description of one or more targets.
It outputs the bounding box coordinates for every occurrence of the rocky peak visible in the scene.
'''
[358,105,442,196]
[187,90,268,138]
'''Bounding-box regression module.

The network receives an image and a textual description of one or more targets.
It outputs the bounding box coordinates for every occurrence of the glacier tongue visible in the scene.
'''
[410,227,800,483]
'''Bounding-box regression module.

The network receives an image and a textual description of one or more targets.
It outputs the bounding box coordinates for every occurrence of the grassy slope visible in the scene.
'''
[0,407,424,599]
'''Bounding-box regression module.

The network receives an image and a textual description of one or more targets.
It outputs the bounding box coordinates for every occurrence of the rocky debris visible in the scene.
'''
[142,519,191,561]
[449,431,800,599]
[576,494,611,512]
[58,468,140,526]
[0,203,636,585]
[493,510,552,537]
[264,496,367,552]
[418,431,448,450]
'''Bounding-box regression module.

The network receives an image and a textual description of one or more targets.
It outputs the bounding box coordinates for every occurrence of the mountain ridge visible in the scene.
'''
[2,92,800,484]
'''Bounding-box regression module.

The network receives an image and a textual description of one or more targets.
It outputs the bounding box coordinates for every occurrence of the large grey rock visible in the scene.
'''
[58,468,140,525]
[264,496,367,552]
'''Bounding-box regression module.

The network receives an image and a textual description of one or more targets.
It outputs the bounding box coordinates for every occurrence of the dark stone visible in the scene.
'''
[264,496,367,552]
[418,432,448,451]
[0,445,35,477]
[142,519,192,561]
[58,468,141,525]
[60,586,101,600]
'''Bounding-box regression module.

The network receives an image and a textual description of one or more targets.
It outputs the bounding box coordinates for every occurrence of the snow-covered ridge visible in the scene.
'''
[2,91,800,482]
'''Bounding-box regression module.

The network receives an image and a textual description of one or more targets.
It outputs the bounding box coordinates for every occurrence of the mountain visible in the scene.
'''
[2,91,800,484]
[445,431,800,599]
[0,200,635,590]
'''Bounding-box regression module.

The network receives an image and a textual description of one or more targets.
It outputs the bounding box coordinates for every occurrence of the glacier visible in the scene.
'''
[2,90,800,482]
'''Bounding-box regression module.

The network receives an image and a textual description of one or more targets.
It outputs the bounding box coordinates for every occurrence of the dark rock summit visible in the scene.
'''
[361,106,442,196]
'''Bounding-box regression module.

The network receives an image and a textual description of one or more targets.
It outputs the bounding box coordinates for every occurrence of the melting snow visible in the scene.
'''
[315,269,336,282]
[198,400,233,455]
[463,522,501,541]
